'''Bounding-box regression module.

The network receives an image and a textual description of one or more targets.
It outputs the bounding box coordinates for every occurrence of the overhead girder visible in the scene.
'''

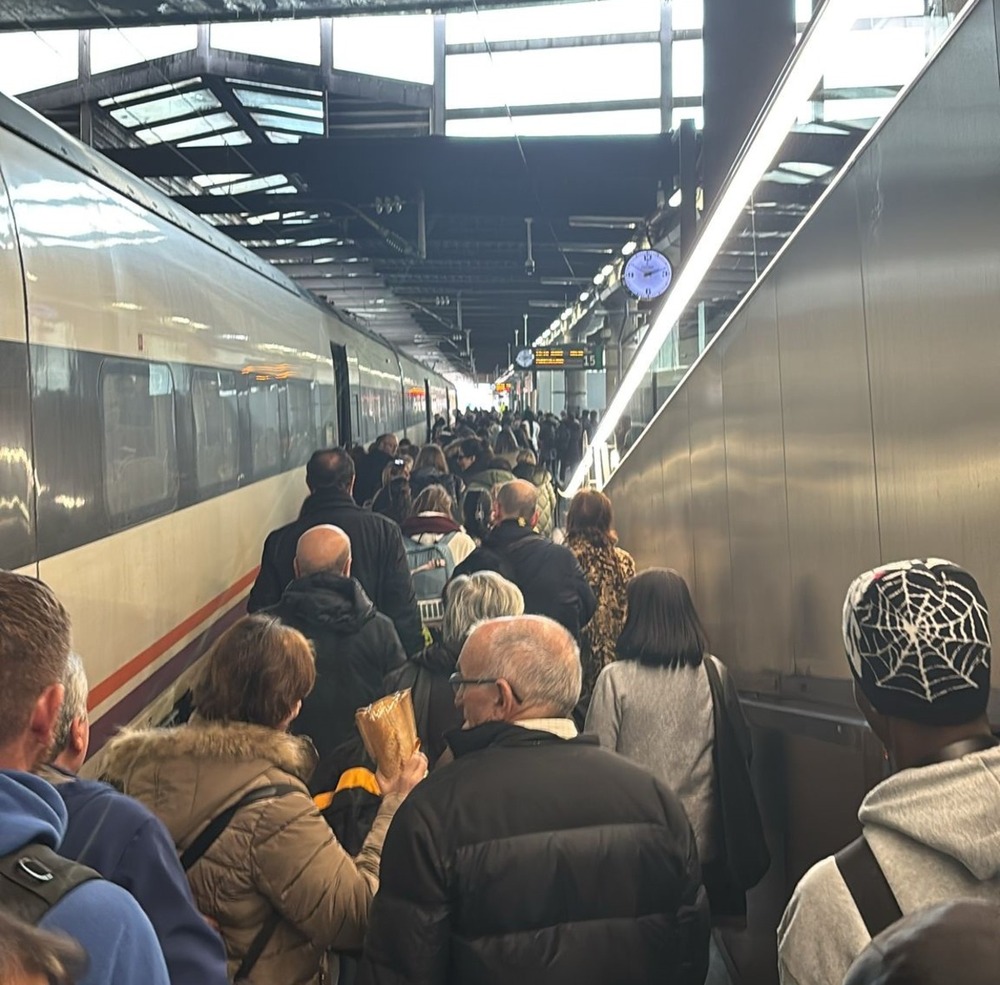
[0,0,581,33]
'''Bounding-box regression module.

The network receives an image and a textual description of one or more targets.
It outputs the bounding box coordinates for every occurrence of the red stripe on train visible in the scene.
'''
[88,567,259,710]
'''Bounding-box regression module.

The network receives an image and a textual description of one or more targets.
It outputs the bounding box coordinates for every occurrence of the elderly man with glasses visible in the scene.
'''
[359,614,710,985]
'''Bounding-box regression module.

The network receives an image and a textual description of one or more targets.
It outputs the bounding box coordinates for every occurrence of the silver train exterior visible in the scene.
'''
[0,91,455,752]
[604,2,999,979]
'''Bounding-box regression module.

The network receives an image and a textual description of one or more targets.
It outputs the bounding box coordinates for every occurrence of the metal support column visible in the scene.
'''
[78,30,92,146]
[678,116,698,264]
[320,18,333,75]
[659,0,673,133]
[432,15,447,135]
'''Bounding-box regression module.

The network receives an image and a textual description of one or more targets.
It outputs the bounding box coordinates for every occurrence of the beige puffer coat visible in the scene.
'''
[102,721,401,985]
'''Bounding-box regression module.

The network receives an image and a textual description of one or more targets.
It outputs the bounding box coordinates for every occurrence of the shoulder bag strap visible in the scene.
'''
[181,783,301,871]
[834,836,902,938]
[234,911,283,983]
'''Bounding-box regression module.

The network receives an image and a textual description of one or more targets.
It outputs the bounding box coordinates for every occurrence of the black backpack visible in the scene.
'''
[0,843,101,924]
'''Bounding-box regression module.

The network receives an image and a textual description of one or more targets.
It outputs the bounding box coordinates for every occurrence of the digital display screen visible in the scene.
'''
[530,345,602,370]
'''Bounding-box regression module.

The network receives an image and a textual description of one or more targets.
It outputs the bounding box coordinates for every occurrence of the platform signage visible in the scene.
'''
[529,345,603,370]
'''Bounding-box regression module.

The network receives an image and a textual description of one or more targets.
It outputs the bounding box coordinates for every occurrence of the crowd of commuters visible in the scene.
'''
[1,408,998,984]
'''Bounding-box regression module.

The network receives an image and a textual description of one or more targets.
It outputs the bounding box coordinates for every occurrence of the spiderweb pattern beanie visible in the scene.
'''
[843,559,991,726]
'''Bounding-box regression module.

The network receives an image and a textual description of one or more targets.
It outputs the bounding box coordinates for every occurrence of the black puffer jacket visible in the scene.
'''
[246,487,423,655]
[359,722,710,985]
[452,521,596,639]
[262,572,407,758]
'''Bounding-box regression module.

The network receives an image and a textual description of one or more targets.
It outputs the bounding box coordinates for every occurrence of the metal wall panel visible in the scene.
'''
[656,388,695,581]
[860,0,1000,609]
[686,346,736,661]
[775,171,881,680]
[722,282,792,674]
[609,0,1000,694]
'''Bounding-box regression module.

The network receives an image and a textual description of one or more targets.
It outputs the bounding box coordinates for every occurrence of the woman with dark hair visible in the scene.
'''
[409,444,460,505]
[565,489,635,713]
[103,615,426,985]
[371,458,412,524]
[586,568,748,892]
[493,427,521,469]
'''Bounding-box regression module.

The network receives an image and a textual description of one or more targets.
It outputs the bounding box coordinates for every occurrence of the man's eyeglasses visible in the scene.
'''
[449,672,523,704]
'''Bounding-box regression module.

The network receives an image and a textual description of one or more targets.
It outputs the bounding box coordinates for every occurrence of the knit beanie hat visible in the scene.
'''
[843,559,991,726]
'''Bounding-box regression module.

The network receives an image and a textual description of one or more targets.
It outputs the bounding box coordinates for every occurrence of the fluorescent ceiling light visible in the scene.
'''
[621,240,638,256]
[579,291,590,302]
[564,0,859,498]
[668,188,682,207]
[592,272,604,285]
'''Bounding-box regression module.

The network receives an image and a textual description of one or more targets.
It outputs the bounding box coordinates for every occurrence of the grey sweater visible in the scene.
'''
[584,657,721,863]
[777,746,1000,985]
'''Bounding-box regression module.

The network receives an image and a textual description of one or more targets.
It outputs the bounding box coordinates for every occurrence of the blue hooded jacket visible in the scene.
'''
[52,768,229,985]
[0,770,169,985]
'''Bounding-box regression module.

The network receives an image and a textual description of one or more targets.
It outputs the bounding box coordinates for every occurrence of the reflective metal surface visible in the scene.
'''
[606,0,1000,696]
[774,169,880,680]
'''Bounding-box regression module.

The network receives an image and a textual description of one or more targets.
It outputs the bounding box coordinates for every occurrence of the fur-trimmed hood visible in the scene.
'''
[102,721,317,847]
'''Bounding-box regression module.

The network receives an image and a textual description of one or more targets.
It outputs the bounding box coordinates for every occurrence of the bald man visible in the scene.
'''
[262,524,406,758]
[453,480,596,639]
[359,616,710,985]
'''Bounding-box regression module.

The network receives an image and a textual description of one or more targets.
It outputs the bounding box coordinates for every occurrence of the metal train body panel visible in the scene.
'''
[605,4,1000,978]
[0,92,455,748]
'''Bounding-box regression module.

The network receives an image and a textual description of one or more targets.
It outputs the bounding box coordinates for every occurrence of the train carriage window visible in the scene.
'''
[101,359,178,528]
[248,379,282,478]
[284,379,315,468]
[192,369,239,491]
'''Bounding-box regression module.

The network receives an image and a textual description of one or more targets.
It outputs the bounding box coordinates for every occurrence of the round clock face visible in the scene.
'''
[622,249,673,300]
[515,348,535,369]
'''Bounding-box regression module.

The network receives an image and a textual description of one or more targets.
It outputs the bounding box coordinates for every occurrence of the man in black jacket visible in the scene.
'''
[359,615,710,985]
[246,448,423,654]
[262,524,407,758]
[452,480,596,639]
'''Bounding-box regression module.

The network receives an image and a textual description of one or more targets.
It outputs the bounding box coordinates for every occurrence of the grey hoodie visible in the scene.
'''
[777,746,1000,985]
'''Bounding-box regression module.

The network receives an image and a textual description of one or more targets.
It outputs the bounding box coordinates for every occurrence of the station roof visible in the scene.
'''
[9,2,879,374]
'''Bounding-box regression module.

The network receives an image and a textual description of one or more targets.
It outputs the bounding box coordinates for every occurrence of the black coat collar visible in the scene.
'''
[446,721,598,759]
[299,486,358,518]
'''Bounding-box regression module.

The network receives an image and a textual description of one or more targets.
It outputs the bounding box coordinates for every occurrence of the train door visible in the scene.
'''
[0,152,36,575]
[424,378,432,442]
[330,343,352,448]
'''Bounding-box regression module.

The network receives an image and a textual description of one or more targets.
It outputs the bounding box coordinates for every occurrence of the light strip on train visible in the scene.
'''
[564,0,860,498]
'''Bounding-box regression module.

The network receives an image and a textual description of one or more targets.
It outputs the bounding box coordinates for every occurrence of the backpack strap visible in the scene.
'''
[181,783,300,983]
[181,783,300,871]
[834,836,902,938]
[0,844,101,925]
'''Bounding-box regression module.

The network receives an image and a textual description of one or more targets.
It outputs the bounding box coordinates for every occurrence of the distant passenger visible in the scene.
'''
[41,653,229,985]
[384,571,524,767]
[453,480,596,639]
[409,444,460,507]
[0,908,86,985]
[843,899,1000,985]
[371,458,412,524]
[359,615,710,985]
[778,559,1000,985]
[0,572,169,985]
[262,525,407,759]
[355,433,399,506]
[247,448,423,654]
[565,489,635,714]
[512,449,557,539]
[456,438,515,497]
[104,615,426,985]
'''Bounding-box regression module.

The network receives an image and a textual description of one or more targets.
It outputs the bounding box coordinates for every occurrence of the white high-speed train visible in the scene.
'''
[0,92,456,753]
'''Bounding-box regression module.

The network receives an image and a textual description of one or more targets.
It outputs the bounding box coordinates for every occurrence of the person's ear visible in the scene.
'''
[29,683,64,757]
[531,509,540,528]
[70,716,90,760]
[496,679,519,718]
